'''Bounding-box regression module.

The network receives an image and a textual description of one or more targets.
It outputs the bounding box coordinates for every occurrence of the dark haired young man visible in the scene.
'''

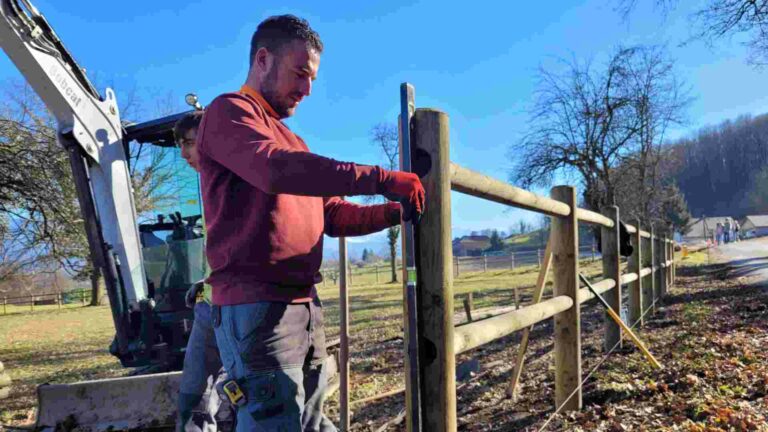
[197,14,425,431]
[173,111,230,431]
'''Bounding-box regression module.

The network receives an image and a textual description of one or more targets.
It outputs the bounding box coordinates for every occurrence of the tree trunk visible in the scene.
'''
[389,240,398,283]
[387,226,399,283]
[89,267,104,306]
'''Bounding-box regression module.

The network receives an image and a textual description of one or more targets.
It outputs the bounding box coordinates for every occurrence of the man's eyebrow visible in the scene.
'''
[296,66,317,79]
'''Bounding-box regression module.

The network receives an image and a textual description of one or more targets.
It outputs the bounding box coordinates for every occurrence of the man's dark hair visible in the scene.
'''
[173,111,204,142]
[249,15,323,67]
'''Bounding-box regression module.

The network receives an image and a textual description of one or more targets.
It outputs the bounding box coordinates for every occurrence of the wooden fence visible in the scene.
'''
[329,83,676,431]
[320,244,597,288]
[408,103,675,430]
[1,289,91,315]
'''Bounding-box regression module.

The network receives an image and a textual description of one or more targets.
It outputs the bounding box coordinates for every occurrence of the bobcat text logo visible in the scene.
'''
[50,65,83,108]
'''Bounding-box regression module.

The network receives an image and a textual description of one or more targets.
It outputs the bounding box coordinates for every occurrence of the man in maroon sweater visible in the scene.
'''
[196,15,425,431]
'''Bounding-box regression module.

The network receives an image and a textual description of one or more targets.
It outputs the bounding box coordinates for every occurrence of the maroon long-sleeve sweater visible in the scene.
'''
[197,86,400,305]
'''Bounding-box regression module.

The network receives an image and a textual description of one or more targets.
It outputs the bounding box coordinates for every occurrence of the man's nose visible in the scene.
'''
[299,77,312,97]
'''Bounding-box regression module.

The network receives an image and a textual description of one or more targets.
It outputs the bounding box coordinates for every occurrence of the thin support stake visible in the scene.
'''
[508,238,553,399]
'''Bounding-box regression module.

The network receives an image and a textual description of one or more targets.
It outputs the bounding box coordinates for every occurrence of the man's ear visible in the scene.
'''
[254,47,273,75]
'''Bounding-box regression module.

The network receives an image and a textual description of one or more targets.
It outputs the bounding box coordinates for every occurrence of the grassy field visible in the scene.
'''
[0,251,702,428]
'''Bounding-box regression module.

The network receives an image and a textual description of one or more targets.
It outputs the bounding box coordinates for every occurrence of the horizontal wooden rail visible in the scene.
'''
[449,163,571,217]
[620,272,638,285]
[454,295,574,354]
[576,208,615,228]
[619,223,651,239]
[577,278,616,303]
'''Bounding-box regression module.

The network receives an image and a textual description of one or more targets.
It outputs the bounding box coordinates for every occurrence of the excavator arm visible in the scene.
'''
[0,0,148,359]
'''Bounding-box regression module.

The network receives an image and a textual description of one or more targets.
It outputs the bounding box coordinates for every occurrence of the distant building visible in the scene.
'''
[452,235,491,257]
[740,215,768,238]
[683,216,736,243]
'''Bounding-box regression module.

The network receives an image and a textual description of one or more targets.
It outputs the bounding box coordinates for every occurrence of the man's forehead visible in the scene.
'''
[279,40,320,73]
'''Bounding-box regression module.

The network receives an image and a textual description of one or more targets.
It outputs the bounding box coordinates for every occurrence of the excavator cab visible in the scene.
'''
[117,113,207,370]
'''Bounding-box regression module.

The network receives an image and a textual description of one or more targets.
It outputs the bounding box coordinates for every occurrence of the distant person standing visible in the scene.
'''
[734,220,741,242]
[716,222,723,245]
[724,219,731,243]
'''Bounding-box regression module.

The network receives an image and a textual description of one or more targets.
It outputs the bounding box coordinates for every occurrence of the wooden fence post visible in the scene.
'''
[483,256,488,272]
[551,185,581,411]
[601,206,621,351]
[463,293,473,322]
[628,221,643,327]
[654,232,662,312]
[659,234,669,298]
[81,289,86,305]
[455,258,460,277]
[338,237,350,431]
[511,252,516,270]
[648,228,656,315]
[57,292,62,309]
[671,239,676,287]
[413,108,456,431]
[537,249,542,267]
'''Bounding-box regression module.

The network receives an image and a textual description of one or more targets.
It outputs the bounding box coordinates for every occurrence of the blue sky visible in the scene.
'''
[1,0,766,246]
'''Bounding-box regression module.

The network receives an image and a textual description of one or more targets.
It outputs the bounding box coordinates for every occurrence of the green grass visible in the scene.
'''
[0,258,606,424]
[678,249,710,267]
[504,233,534,245]
[0,305,123,423]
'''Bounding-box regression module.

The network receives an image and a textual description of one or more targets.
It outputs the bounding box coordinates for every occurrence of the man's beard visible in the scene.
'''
[260,67,291,119]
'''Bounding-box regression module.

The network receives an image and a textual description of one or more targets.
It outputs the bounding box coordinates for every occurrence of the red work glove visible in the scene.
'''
[381,171,425,224]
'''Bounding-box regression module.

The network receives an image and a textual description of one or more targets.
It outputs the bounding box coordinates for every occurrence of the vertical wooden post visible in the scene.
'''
[463,293,473,322]
[455,258,460,277]
[511,252,516,270]
[551,185,581,411]
[514,286,520,309]
[659,234,669,298]
[413,108,456,431]
[648,228,656,315]
[483,256,487,272]
[537,249,542,267]
[671,240,676,286]
[601,206,621,351]
[654,233,662,310]
[57,292,62,309]
[338,237,350,431]
[81,289,86,305]
[628,221,643,327]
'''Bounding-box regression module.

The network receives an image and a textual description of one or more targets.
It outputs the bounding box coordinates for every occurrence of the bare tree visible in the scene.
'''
[511,45,690,218]
[618,0,768,65]
[369,122,401,283]
[511,47,644,211]
[0,81,185,304]
[611,46,692,230]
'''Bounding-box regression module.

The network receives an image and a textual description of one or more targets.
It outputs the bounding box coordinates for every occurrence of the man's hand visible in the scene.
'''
[185,281,204,309]
[381,171,425,223]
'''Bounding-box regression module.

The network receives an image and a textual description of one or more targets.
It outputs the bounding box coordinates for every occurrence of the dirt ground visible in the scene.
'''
[335,247,768,431]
